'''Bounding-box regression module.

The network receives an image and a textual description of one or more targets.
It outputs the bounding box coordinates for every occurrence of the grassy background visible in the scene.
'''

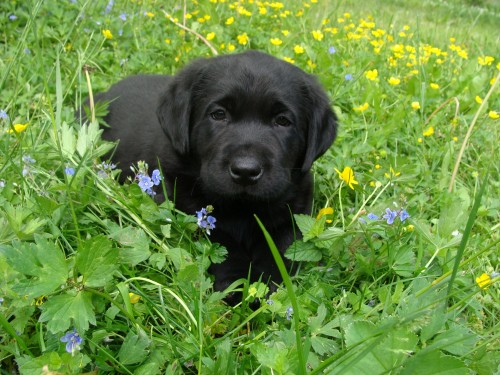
[0,0,498,374]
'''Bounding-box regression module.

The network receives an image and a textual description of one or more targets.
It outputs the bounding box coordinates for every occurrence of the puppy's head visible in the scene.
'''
[157,51,337,201]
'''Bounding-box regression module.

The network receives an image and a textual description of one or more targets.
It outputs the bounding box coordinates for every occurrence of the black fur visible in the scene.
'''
[87,51,337,301]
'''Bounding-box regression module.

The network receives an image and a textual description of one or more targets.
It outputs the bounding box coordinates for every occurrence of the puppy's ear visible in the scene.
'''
[301,78,338,172]
[157,60,204,155]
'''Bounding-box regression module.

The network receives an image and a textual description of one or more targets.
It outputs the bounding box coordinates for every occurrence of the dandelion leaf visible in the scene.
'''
[39,291,96,334]
[0,235,68,298]
[75,235,118,288]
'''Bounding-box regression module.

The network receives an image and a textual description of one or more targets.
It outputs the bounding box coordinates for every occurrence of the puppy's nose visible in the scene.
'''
[229,157,263,185]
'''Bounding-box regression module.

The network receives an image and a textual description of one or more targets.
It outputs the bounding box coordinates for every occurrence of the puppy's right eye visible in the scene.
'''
[210,109,227,121]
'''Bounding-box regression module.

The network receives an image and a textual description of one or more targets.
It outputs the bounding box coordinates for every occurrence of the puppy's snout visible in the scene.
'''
[229,157,263,185]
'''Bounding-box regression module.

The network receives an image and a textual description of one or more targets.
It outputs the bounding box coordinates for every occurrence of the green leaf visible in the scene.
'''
[294,214,325,241]
[311,335,338,356]
[390,246,416,277]
[426,324,479,356]
[167,247,193,270]
[400,351,468,375]
[108,225,151,266]
[39,291,96,334]
[437,188,471,238]
[0,235,68,298]
[75,235,118,287]
[117,328,151,365]
[285,240,322,262]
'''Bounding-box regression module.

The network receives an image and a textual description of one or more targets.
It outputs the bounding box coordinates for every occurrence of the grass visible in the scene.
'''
[0,0,499,374]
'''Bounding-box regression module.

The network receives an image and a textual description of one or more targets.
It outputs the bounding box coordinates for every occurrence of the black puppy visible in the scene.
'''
[88,50,337,299]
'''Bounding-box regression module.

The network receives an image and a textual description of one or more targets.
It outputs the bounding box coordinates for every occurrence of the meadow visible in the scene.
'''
[0,0,499,373]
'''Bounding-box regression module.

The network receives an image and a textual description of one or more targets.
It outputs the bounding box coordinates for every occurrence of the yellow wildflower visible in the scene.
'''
[475,96,482,104]
[7,123,28,134]
[478,56,494,66]
[430,83,440,90]
[145,11,155,17]
[488,111,499,119]
[227,43,235,52]
[129,293,141,304]
[307,60,316,69]
[294,45,304,54]
[353,102,369,112]
[283,57,295,64]
[475,273,491,289]
[334,167,359,190]
[311,30,324,41]
[316,207,334,223]
[365,69,378,81]
[282,30,290,36]
[384,166,401,179]
[388,77,400,85]
[206,32,215,41]
[225,16,234,25]
[270,38,283,46]
[102,29,113,39]
[237,33,249,45]
[411,101,421,110]
[259,7,267,15]
[423,126,434,136]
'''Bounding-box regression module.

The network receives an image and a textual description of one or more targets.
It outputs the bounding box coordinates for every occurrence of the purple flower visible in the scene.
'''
[60,328,83,355]
[137,174,154,191]
[196,207,216,235]
[328,46,336,54]
[367,213,379,220]
[22,155,36,164]
[285,306,293,320]
[0,109,8,120]
[382,208,398,225]
[119,12,127,21]
[399,209,410,222]
[151,169,162,185]
[104,0,114,14]
[65,167,75,176]
[345,73,353,81]
[9,15,18,21]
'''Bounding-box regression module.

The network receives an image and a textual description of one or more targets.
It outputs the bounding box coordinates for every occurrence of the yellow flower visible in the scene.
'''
[411,101,421,110]
[475,96,482,104]
[145,11,155,17]
[282,30,289,36]
[259,7,267,15]
[307,60,316,69]
[353,102,369,112]
[316,207,334,223]
[206,32,215,41]
[129,292,141,304]
[384,166,401,179]
[225,17,234,25]
[388,77,400,85]
[423,126,434,136]
[365,69,378,81]
[497,62,500,70]
[283,57,295,64]
[478,56,494,66]
[294,45,305,54]
[270,38,283,46]
[311,30,324,41]
[7,123,28,134]
[334,167,359,190]
[164,38,171,44]
[102,29,113,39]
[430,83,440,90]
[488,111,499,119]
[476,273,491,289]
[237,33,249,45]
[227,43,235,52]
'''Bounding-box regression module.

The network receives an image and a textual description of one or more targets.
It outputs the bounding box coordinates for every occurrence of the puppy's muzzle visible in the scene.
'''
[229,156,263,186]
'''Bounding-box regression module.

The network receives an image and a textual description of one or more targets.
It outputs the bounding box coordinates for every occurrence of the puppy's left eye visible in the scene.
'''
[210,109,227,121]
[274,115,292,127]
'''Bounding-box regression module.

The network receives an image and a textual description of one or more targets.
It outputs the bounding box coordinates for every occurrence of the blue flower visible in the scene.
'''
[9,15,17,21]
[65,167,75,176]
[345,73,353,81]
[399,209,410,222]
[285,306,293,320]
[137,174,154,191]
[22,155,36,164]
[151,169,162,185]
[328,46,336,54]
[196,207,216,235]
[382,208,398,225]
[0,297,4,305]
[0,109,9,120]
[367,213,379,220]
[104,0,114,14]
[119,12,127,21]
[60,328,83,355]
[266,299,274,305]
